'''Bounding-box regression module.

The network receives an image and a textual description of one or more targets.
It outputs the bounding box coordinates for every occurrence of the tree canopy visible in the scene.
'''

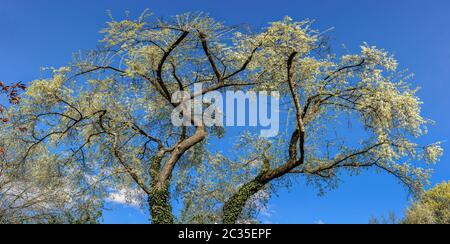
[2,11,443,224]
[404,181,450,224]
[370,181,450,224]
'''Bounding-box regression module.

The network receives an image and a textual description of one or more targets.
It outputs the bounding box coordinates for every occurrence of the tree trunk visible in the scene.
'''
[148,127,206,224]
[222,179,265,224]
[149,186,174,224]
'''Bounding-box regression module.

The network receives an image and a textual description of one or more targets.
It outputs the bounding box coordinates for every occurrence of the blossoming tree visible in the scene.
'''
[9,11,443,223]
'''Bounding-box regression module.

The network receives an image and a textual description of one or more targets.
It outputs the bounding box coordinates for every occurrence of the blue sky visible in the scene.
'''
[1,0,449,223]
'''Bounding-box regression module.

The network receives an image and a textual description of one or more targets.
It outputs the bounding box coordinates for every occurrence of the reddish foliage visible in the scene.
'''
[0,81,26,105]
[0,147,4,156]
[1,81,26,124]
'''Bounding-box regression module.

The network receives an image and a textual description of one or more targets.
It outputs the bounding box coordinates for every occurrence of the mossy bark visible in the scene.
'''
[222,179,265,224]
[149,186,174,224]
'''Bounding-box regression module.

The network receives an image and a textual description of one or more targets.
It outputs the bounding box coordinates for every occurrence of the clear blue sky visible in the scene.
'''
[1,0,449,224]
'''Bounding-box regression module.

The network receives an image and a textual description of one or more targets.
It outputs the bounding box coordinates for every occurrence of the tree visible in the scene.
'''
[13,11,241,224]
[0,80,26,155]
[369,181,450,224]
[1,66,99,226]
[11,11,442,224]
[0,117,102,224]
[403,181,450,224]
